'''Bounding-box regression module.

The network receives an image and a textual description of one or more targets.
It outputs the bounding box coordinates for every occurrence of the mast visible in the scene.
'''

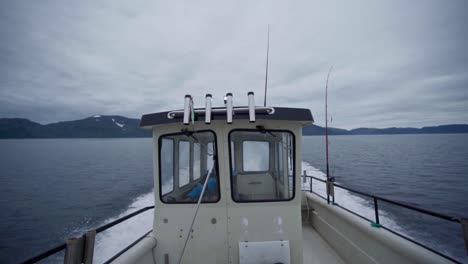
[263,24,270,107]
[325,66,333,204]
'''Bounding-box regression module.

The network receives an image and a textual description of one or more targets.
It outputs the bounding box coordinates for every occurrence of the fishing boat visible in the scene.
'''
[22,92,467,264]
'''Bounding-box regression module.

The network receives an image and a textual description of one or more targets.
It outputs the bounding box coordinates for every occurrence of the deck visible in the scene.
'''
[302,223,344,264]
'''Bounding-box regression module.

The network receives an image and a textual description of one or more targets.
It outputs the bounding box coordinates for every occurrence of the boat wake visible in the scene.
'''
[93,191,154,263]
[301,161,405,234]
[91,161,406,262]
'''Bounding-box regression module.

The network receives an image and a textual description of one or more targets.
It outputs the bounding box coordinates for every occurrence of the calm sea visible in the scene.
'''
[0,135,467,263]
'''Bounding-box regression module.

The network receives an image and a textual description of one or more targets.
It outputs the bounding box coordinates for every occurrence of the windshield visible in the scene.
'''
[229,129,295,202]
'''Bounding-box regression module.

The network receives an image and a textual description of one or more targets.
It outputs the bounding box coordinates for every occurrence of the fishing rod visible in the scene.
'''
[325,66,333,204]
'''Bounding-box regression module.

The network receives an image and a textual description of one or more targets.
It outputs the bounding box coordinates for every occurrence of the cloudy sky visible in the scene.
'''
[0,0,467,129]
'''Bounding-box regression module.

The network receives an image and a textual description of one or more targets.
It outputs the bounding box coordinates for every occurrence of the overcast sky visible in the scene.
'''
[0,0,467,129]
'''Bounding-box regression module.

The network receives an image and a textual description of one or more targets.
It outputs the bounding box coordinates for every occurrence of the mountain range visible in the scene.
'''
[0,116,467,138]
[0,116,149,138]
[302,124,468,135]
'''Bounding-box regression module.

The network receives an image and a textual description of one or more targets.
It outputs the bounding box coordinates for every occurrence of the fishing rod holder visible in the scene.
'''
[183,95,192,125]
[205,94,212,124]
[248,92,255,122]
[225,93,233,124]
[168,92,274,124]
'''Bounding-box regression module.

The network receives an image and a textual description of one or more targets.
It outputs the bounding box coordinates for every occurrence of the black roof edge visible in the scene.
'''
[139,107,313,127]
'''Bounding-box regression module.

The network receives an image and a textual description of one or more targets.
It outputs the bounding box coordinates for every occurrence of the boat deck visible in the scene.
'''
[302,223,344,264]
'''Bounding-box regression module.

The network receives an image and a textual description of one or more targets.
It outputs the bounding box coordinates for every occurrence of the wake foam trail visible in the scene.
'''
[91,161,406,262]
[93,191,154,263]
[301,161,405,234]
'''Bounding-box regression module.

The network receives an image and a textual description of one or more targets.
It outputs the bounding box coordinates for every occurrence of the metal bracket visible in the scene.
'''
[84,230,96,264]
[64,236,84,264]
[326,178,335,198]
[462,218,468,254]
[64,230,96,264]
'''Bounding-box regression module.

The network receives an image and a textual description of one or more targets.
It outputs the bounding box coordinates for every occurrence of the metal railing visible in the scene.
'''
[19,178,468,263]
[21,206,155,264]
[302,174,467,264]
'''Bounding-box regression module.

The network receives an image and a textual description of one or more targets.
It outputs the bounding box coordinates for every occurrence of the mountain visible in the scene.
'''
[1,116,467,138]
[302,124,468,136]
[0,118,45,138]
[0,116,151,138]
[302,125,351,135]
[349,127,420,135]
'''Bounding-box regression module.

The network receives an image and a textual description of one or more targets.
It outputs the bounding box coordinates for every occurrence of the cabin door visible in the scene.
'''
[155,130,229,264]
[224,129,302,263]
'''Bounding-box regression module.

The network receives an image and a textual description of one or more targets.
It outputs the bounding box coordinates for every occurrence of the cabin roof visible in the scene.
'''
[140,106,314,128]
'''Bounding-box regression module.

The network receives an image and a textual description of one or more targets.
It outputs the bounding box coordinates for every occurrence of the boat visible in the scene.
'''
[21,92,467,264]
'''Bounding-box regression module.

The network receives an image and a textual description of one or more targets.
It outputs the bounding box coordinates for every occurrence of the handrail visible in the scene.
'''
[302,175,465,264]
[21,243,66,264]
[302,175,462,222]
[332,182,461,223]
[20,206,155,264]
[96,206,155,233]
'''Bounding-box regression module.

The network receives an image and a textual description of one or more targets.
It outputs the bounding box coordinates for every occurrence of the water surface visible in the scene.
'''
[0,134,467,263]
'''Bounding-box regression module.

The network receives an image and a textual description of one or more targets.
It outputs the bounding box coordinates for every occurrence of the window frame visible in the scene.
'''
[158,130,220,204]
[228,128,296,203]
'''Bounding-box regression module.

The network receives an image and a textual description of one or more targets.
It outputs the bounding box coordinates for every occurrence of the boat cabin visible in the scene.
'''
[23,92,461,264]
[140,93,313,264]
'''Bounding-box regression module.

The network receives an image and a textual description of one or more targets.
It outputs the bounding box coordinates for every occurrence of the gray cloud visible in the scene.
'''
[0,0,467,129]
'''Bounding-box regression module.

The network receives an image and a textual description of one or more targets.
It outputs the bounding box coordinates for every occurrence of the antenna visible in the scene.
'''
[263,24,270,107]
[325,66,333,204]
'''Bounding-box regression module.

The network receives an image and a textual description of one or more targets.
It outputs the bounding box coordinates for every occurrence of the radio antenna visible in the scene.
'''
[263,24,270,107]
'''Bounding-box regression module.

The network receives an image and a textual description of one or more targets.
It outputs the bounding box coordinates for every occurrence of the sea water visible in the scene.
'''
[0,135,467,263]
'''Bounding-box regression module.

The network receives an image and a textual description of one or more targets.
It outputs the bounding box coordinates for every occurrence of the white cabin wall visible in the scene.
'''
[222,120,304,264]
[148,120,306,264]
[151,122,230,264]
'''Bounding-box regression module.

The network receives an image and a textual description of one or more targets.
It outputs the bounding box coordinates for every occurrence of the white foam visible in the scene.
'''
[93,115,101,118]
[93,191,154,263]
[92,161,406,262]
[115,122,125,128]
[301,161,405,234]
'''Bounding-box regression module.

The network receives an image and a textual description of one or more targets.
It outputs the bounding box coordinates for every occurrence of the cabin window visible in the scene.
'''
[160,139,174,195]
[243,141,269,171]
[193,143,201,180]
[159,131,219,204]
[229,129,295,202]
[179,141,190,187]
[207,142,214,172]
